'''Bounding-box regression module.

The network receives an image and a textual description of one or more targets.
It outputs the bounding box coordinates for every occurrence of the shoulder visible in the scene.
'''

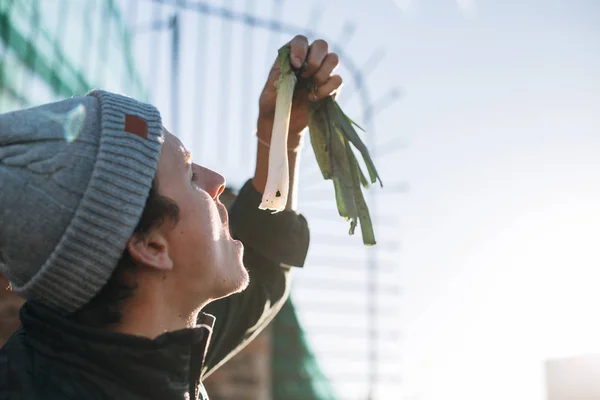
[1,330,36,400]
[0,331,113,400]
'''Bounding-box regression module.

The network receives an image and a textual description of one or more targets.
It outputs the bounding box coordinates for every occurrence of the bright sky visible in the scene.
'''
[377,1,600,399]
[124,0,600,399]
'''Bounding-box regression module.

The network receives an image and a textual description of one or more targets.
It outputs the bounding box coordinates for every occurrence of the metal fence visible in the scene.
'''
[0,0,405,398]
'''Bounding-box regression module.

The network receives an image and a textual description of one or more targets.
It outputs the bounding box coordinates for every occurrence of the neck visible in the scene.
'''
[111,290,202,339]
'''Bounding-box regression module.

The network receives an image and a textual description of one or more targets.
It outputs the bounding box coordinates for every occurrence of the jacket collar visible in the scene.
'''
[20,301,214,400]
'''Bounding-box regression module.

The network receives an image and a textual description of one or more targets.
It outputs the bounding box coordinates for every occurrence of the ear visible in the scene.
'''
[126,230,173,271]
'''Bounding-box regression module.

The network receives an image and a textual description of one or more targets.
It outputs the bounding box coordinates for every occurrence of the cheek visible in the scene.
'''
[185,187,223,243]
[169,215,214,274]
[202,206,222,242]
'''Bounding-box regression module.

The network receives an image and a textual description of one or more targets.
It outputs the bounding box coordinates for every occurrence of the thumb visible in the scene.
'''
[265,60,281,90]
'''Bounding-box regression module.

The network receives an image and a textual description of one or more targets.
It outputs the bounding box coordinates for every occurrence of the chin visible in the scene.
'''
[209,240,249,299]
[229,264,250,294]
[212,261,249,300]
[229,240,249,293]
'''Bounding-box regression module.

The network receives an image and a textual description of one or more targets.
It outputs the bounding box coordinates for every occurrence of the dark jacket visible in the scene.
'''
[0,179,310,400]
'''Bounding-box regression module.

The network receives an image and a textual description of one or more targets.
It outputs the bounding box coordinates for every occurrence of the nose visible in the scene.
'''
[196,165,225,199]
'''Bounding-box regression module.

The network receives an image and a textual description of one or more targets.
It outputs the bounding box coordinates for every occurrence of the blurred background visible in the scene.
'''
[0,0,599,399]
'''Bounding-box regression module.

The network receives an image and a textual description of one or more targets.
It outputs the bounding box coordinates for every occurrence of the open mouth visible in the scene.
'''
[217,203,243,248]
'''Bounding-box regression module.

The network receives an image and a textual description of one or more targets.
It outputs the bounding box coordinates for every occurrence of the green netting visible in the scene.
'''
[0,0,146,112]
[1,1,339,397]
[272,297,338,400]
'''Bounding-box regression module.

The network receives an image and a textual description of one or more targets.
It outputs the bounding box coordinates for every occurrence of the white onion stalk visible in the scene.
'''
[259,47,297,213]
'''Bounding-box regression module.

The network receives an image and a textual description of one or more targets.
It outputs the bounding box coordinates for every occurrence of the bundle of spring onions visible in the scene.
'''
[259,45,383,246]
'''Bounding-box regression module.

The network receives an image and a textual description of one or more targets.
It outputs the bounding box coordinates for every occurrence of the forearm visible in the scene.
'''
[201,179,309,378]
[202,247,291,378]
[252,118,303,211]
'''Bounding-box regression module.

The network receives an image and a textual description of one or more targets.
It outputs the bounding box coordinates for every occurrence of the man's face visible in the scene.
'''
[155,131,248,306]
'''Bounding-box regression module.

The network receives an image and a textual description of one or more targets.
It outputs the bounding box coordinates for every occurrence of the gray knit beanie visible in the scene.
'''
[0,90,163,314]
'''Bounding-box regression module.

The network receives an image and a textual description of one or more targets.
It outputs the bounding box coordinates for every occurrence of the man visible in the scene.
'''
[0,35,342,399]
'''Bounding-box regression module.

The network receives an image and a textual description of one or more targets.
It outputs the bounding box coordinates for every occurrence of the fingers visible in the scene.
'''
[283,36,341,100]
[311,75,343,101]
[301,39,329,78]
[312,52,340,86]
[287,35,309,69]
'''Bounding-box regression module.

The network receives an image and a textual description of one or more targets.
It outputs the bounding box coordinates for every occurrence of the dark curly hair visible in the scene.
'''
[70,178,179,328]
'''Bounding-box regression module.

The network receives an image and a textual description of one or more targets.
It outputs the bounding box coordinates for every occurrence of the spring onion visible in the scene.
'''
[308,97,382,246]
[258,46,297,213]
[260,45,383,246]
